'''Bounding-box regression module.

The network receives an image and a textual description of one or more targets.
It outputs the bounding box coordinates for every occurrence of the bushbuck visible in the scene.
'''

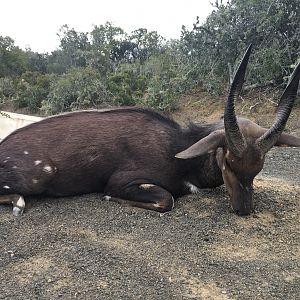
[0,45,299,216]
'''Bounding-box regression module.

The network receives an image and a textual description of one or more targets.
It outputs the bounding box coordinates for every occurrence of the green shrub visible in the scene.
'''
[43,67,110,115]
[143,77,179,111]
[107,68,147,106]
[139,49,190,111]
[0,77,15,103]
[13,72,51,112]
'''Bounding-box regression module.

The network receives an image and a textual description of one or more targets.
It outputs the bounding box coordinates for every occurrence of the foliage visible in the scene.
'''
[0,77,15,103]
[107,68,147,106]
[26,50,48,73]
[141,48,189,111]
[43,67,110,115]
[180,0,300,94]
[0,36,27,77]
[13,72,52,112]
[1,1,300,114]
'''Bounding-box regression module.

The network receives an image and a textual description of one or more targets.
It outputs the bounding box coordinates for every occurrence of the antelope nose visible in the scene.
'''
[235,202,252,215]
[235,209,251,216]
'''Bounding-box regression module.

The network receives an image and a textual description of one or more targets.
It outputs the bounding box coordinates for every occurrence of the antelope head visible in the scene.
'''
[176,45,300,215]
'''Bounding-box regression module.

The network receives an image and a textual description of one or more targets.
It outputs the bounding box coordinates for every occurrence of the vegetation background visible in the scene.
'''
[0,0,299,116]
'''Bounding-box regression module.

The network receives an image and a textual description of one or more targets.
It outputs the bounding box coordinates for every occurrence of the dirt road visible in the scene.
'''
[0,145,299,300]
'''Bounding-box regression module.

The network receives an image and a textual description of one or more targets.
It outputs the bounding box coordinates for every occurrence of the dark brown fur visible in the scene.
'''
[0,108,223,213]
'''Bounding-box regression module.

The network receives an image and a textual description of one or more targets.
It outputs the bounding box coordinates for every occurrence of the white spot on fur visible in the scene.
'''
[139,184,155,190]
[32,179,39,184]
[34,160,42,166]
[12,166,18,169]
[185,181,201,194]
[222,165,226,171]
[3,185,10,189]
[24,151,29,155]
[3,156,11,163]
[43,165,52,173]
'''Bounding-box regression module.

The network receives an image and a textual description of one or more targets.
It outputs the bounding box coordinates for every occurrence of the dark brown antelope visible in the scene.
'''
[0,45,299,216]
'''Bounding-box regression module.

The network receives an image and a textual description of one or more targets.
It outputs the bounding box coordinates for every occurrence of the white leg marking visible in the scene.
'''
[12,196,25,217]
[34,160,42,166]
[3,185,11,190]
[16,196,25,207]
[185,181,201,194]
[12,207,22,216]
[102,195,111,201]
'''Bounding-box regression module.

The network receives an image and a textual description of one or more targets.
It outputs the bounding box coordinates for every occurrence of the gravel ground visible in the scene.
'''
[0,147,299,300]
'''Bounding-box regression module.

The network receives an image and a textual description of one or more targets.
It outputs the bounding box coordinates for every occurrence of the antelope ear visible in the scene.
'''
[275,132,300,147]
[175,130,225,159]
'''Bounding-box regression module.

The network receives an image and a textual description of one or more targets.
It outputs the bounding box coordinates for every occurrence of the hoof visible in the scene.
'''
[12,196,25,217]
[12,206,24,217]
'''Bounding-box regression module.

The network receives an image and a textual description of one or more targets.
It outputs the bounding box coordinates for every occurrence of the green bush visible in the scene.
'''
[181,0,300,94]
[107,68,147,106]
[13,72,51,112]
[139,49,191,111]
[143,77,179,111]
[43,67,110,115]
[0,77,15,103]
[2,7,300,115]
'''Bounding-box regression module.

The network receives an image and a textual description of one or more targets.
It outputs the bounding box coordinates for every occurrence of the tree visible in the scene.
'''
[13,71,52,112]
[180,0,300,93]
[57,25,91,68]
[129,28,165,63]
[0,36,27,77]
[44,67,110,115]
[89,22,125,73]
[26,50,48,73]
